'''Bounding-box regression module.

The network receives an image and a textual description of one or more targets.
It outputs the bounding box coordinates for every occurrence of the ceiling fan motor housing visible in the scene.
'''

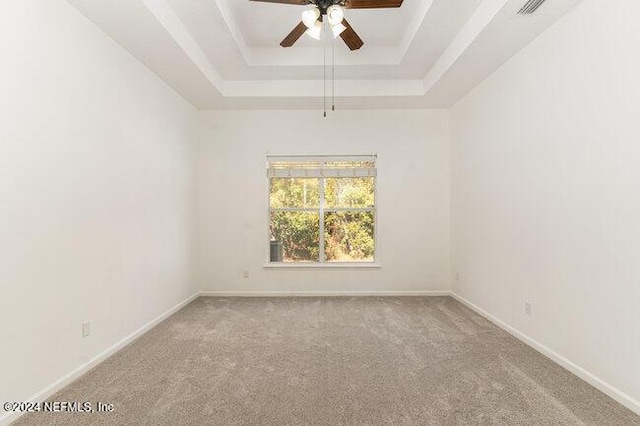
[312,0,348,14]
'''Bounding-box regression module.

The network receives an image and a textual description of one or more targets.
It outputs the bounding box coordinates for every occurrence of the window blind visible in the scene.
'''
[267,155,377,178]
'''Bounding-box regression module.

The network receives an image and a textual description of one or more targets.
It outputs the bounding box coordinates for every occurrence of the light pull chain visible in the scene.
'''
[332,37,335,111]
[323,32,327,118]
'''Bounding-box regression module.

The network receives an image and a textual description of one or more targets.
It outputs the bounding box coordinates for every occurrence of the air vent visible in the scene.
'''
[518,0,547,14]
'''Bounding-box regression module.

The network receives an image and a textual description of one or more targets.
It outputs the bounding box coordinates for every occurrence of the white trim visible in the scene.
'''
[319,175,326,263]
[263,262,381,269]
[450,292,640,416]
[6,289,635,426]
[270,208,374,213]
[0,293,200,426]
[265,153,378,158]
[199,290,450,297]
[267,155,378,265]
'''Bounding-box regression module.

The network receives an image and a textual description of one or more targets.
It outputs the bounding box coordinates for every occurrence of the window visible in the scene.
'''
[267,155,376,264]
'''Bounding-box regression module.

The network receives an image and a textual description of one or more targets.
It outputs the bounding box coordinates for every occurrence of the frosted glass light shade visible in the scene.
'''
[327,5,344,26]
[305,20,322,40]
[302,7,321,28]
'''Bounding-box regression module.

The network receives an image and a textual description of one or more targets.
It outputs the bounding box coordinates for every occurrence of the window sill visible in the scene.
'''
[263,262,381,269]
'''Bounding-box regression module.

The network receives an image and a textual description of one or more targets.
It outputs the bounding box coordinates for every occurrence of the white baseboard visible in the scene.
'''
[5,290,636,425]
[199,290,451,297]
[0,292,200,426]
[450,292,640,416]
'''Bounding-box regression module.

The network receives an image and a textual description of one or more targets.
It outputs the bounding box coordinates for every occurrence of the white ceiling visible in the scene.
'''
[68,0,582,109]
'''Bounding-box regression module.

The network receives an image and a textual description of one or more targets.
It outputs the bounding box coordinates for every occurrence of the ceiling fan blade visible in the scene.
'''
[345,0,403,9]
[339,19,364,51]
[250,0,307,4]
[280,22,307,47]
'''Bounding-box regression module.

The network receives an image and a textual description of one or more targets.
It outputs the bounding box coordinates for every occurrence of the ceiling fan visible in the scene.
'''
[249,0,404,51]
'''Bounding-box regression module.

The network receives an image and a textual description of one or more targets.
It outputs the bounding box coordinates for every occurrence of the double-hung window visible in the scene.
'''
[267,155,376,264]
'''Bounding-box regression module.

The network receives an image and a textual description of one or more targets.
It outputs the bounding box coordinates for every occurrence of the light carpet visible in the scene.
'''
[15,297,640,425]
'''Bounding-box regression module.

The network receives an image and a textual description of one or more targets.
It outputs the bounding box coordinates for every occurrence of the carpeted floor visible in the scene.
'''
[15,297,640,425]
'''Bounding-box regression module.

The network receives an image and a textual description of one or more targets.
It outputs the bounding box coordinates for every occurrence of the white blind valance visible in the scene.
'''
[267,155,377,178]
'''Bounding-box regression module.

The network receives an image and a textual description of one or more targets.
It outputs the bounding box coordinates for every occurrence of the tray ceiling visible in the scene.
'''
[68,0,582,109]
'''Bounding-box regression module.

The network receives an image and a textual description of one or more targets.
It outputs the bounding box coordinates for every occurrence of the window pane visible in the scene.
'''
[324,177,375,209]
[270,178,319,209]
[323,160,375,171]
[324,211,375,262]
[270,211,320,262]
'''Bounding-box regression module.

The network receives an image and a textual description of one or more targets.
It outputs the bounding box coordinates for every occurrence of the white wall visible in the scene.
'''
[450,0,640,411]
[197,110,450,294]
[5,0,637,420]
[0,0,199,415]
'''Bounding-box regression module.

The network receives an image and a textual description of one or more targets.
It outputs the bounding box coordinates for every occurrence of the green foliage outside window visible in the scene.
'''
[269,177,375,262]
[270,211,320,262]
[324,211,374,261]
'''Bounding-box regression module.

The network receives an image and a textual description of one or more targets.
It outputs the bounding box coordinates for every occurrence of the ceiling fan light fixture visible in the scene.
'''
[327,5,344,26]
[331,22,347,38]
[301,7,321,29]
[305,20,322,40]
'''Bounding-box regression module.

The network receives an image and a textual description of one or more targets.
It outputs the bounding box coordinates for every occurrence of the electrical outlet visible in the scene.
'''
[82,322,91,338]
[242,270,250,279]
[524,302,532,317]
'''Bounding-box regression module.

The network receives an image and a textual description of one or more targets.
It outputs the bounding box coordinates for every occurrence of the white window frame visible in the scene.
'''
[265,155,379,268]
